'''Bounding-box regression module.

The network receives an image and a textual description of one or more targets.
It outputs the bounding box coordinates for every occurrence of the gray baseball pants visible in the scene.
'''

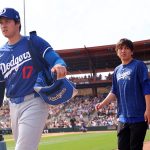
[9,94,49,150]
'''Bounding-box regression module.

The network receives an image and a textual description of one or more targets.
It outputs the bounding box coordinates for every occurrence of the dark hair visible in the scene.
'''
[14,20,21,32]
[115,38,134,52]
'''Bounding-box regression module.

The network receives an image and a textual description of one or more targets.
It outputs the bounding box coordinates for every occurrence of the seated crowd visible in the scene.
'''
[0,94,118,130]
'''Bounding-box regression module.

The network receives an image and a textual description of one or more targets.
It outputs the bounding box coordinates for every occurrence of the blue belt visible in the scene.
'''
[9,93,39,104]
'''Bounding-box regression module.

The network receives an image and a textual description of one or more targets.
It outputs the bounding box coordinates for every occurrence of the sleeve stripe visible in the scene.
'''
[43,47,51,58]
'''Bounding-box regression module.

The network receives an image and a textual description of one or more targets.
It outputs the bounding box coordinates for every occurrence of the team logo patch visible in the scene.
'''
[0,8,6,15]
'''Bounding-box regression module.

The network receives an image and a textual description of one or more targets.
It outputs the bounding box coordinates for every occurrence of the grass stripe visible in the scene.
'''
[4,130,150,150]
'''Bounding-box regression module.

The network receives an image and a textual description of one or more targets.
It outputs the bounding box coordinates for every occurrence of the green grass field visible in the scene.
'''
[4,130,150,150]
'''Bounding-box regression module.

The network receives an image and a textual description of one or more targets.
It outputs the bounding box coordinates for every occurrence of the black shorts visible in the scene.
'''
[117,121,148,150]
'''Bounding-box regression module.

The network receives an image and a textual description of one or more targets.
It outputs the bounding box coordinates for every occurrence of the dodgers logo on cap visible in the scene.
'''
[34,71,78,105]
[0,9,6,15]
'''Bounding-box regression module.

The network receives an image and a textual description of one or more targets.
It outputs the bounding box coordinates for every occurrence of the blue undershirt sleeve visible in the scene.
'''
[44,49,66,68]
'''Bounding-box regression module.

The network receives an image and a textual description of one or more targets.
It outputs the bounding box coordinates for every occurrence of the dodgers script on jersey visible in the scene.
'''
[0,36,53,98]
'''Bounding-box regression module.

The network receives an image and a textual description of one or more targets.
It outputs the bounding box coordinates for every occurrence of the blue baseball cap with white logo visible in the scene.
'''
[0,8,20,21]
[34,71,78,105]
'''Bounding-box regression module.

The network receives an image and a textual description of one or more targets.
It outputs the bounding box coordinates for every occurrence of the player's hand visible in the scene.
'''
[95,102,103,111]
[51,64,67,79]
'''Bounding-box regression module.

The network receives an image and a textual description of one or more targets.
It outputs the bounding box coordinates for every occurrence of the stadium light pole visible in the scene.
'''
[23,0,26,35]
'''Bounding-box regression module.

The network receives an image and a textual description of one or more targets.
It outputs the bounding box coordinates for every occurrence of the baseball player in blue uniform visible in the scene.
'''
[0,8,67,150]
[95,38,150,150]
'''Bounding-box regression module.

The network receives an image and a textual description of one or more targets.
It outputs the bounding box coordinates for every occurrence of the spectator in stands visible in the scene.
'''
[95,38,150,150]
[80,121,87,132]
[70,116,76,131]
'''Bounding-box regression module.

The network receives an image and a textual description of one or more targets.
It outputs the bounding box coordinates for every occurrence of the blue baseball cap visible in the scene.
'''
[0,8,20,21]
[34,71,78,105]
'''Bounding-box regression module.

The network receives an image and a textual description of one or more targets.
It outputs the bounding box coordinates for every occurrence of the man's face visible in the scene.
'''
[0,17,19,38]
[117,45,133,62]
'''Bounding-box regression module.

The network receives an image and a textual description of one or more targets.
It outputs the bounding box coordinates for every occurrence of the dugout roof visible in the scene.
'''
[56,39,150,75]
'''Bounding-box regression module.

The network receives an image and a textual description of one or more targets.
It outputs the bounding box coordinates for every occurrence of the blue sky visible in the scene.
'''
[0,0,150,50]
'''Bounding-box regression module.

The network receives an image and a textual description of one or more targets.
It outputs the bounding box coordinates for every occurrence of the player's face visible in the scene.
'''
[117,45,133,63]
[0,17,19,39]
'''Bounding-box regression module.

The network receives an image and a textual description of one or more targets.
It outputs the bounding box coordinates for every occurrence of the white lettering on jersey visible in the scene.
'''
[0,51,31,78]
[117,69,131,81]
